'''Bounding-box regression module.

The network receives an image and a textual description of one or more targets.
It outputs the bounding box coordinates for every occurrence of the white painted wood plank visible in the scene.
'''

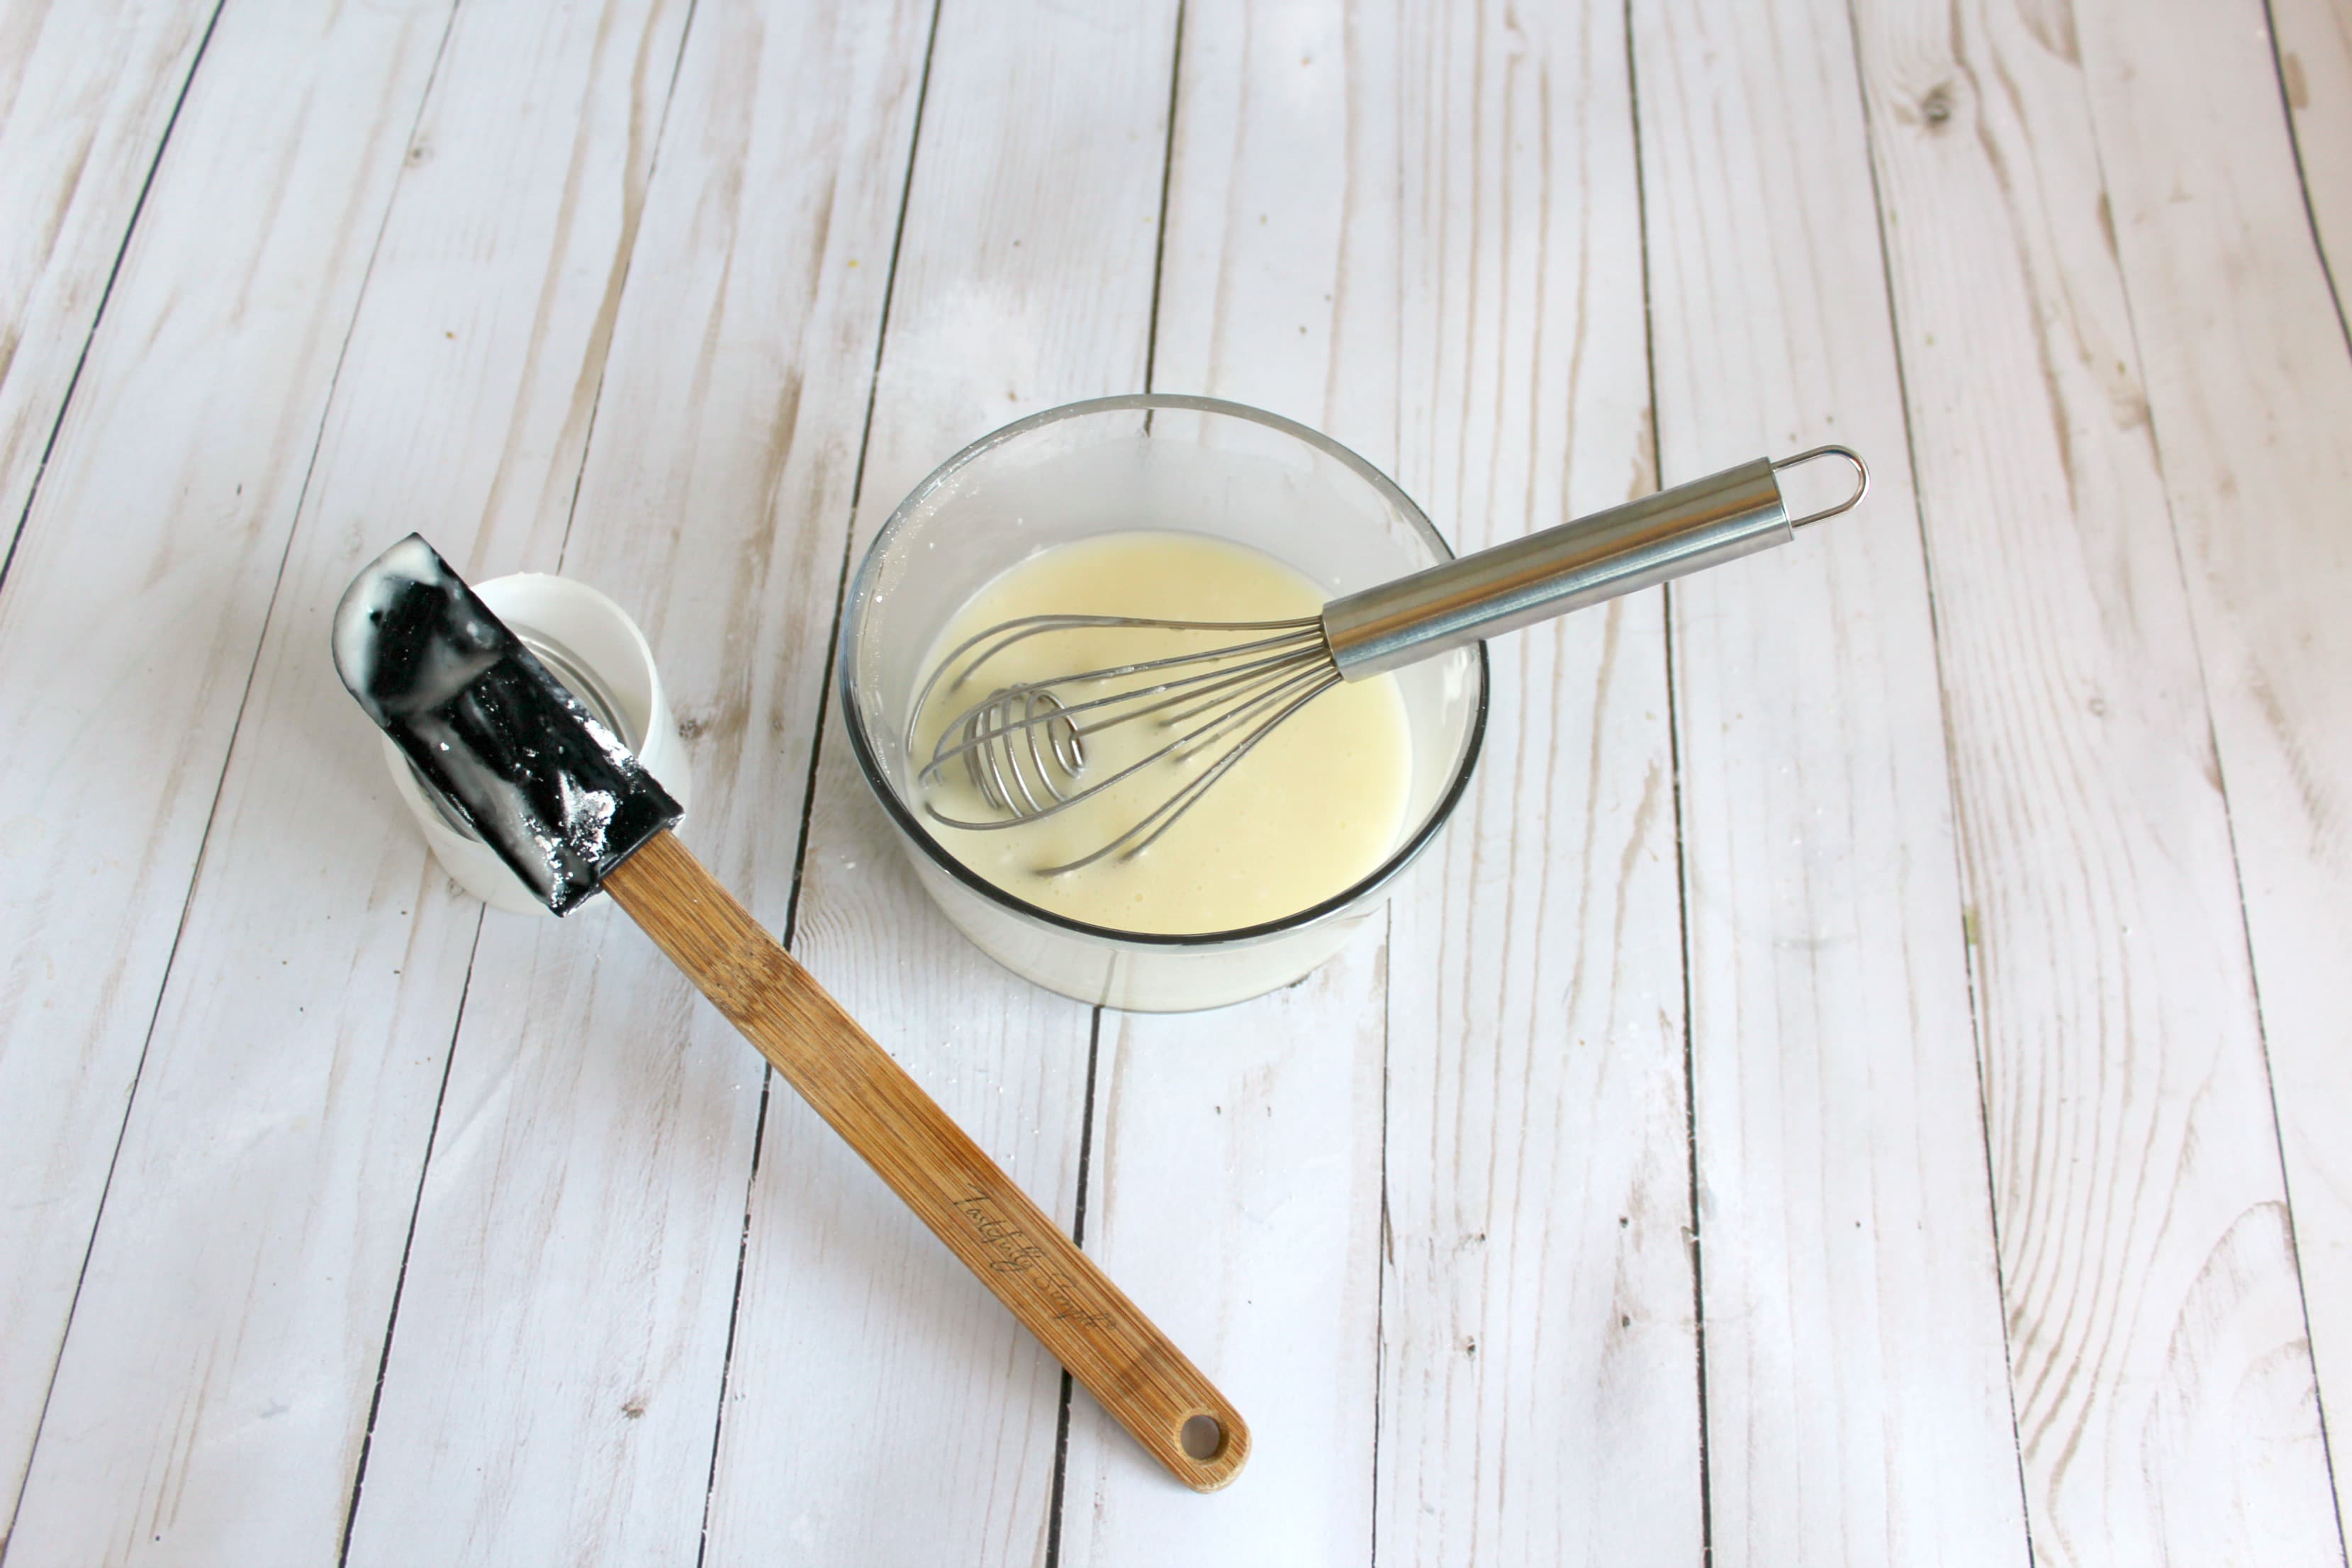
[1061,954,1389,1563]
[2272,0,2352,313]
[2071,0,2352,1533]
[340,4,930,1562]
[0,0,449,1535]
[1628,3,2031,1562]
[698,4,1178,1562]
[1379,2,1703,1562]
[0,0,211,564]
[1851,3,2343,1562]
[1048,4,1394,1558]
[1,2,716,1562]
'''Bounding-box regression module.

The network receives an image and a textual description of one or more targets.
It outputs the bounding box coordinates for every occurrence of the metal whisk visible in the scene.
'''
[913,447,1866,873]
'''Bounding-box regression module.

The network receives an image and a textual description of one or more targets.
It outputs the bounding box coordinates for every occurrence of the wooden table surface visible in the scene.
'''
[3,1,2347,1562]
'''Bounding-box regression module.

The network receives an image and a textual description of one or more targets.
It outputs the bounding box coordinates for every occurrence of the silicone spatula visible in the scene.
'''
[330,534,1248,1491]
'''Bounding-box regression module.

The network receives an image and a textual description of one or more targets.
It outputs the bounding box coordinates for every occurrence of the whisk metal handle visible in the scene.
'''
[1321,447,1867,678]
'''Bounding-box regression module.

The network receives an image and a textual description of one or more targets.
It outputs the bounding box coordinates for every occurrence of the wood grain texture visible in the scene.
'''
[1,3,707,1561]
[2270,0,2352,320]
[606,831,1246,1489]
[0,0,449,1540]
[0,0,211,567]
[1048,1,1398,1556]
[1629,2,2032,1562]
[696,3,1180,1561]
[1850,1,2343,1562]
[332,4,929,1561]
[2071,0,2352,1533]
[1377,1,1705,1563]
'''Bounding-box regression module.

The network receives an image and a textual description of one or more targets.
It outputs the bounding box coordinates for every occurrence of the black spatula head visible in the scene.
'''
[330,534,681,914]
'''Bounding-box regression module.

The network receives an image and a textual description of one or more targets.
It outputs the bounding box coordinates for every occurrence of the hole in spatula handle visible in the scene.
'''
[1180,1413,1226,1461]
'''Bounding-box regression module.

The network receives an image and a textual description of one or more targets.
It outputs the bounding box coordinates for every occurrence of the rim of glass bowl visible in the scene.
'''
[838,393,1491,951]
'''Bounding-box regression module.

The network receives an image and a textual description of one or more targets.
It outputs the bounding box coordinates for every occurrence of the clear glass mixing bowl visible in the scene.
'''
[839,395,1488,1012]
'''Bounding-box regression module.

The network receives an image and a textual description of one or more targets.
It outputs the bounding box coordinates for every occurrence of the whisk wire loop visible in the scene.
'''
[925,654,1338,833]
[922,637,1326,773]
[905,613,1324,751]
[1059,668,1343,872]
[915,612,1348,868]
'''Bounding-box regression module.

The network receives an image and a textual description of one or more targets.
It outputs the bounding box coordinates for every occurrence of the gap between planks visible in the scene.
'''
[2258,0,2351,357]
[1042,6,1183,1556]
[1622,4,1719,1559]
[0,1,225,598]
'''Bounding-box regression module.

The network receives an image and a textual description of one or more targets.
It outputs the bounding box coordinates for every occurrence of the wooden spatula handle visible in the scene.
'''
[602,829,1249,1491]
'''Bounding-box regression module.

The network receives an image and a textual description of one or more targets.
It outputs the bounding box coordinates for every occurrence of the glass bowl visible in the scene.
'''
[839,395,1488,1012]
